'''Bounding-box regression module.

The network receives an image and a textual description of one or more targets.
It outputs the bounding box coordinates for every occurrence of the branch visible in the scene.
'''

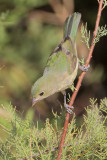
[22,144,72,160]
[56,0,104,160]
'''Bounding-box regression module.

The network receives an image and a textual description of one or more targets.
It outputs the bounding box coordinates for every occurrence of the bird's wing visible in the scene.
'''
[43,12,81,76]
[43,42,77,76]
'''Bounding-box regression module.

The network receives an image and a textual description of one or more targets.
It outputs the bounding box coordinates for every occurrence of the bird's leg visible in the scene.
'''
[79,63,90,72]
[64,91,74,114]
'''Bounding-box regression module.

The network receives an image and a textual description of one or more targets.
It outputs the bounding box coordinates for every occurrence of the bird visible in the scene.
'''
[31,12,82,114]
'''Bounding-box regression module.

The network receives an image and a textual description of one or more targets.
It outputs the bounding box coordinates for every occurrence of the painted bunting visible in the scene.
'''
[31,12,81,113]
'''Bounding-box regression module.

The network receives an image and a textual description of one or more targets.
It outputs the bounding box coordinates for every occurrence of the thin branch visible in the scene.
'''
[29,0,72,26]
[29,10,63,26]
[0,65,5,70]
[56,0,104,160]
[48,0,63,14]
[48,0,69,23]
[30,134,32,160]
[22,144,71,160]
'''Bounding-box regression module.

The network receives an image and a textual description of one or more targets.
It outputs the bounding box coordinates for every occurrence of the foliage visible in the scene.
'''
[94,25,107,44]
[103,0,107,9]
[81,23,107,49]
[81,23,90,49]
[78,57,85,66]
[0,98,107,160]
[81,22,107,48]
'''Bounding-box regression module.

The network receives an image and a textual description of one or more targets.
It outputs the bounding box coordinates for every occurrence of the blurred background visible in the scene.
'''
[0,0,107,121]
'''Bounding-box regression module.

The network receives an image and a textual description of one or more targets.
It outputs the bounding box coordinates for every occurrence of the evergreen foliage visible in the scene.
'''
[0,98,107,160]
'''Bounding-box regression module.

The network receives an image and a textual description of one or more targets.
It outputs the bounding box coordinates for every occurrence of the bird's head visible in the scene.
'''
[31,76,55,106]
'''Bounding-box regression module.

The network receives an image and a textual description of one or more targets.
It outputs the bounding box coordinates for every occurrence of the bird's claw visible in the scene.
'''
[64,104,74,114]
[79,64,90,72]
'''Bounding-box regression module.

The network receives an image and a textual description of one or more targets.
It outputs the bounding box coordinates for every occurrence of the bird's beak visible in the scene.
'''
[32,98,38,106]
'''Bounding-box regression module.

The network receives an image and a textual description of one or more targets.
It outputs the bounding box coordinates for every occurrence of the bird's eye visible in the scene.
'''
[39,91,44,96]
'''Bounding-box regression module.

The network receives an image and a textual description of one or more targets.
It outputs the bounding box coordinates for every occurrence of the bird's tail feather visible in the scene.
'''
[63,12,81,42]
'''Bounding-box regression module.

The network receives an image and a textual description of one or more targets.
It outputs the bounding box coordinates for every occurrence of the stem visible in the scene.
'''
[56,0,104,160]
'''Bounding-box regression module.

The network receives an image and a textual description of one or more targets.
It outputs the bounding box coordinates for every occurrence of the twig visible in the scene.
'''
[56,0,104,160]
[0,65,5,70]
[48,0,69,23]
[22,144,71,160]
[30,134,32,160]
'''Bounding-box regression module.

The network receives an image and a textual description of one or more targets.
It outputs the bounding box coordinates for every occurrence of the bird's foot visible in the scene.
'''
[79,64,90,72]
[64,92,74,114]
[64,104,74,114]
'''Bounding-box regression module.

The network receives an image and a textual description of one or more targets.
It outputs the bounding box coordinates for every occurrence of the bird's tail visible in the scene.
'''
[63,12,81,42]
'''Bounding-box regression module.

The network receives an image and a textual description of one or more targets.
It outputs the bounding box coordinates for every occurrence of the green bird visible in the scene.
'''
[31,12,82,113]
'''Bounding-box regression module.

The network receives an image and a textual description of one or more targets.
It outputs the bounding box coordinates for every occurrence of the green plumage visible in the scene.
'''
[64,12,81,42]
[31,12,81,104]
